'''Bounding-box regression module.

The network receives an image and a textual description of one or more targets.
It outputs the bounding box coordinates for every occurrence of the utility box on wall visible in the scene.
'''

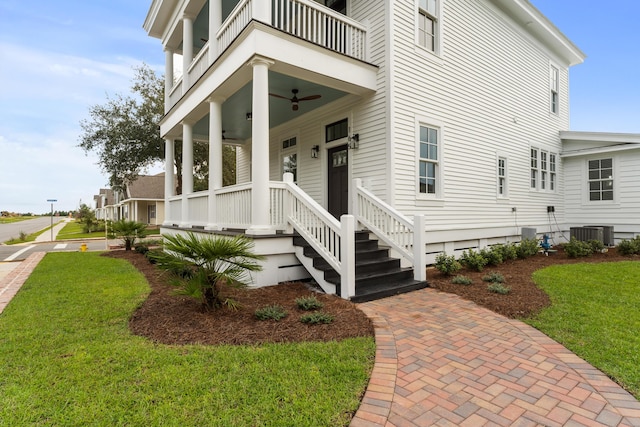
[521,227,537,240]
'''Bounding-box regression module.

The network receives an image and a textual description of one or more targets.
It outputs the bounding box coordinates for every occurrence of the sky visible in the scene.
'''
[1,1,639,214]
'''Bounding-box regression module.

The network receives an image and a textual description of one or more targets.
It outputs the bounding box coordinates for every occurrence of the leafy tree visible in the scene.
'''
[77,204,98,233]
[108,220,149,251]
[150,232,263,310]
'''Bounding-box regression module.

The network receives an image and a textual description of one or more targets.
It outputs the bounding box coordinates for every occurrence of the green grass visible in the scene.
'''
[0,252,374,426]
[56,221,106,240]
[526,261,640,398]
[0,216,38,224]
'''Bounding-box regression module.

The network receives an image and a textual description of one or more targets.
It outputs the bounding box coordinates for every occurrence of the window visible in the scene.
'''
[531,147,557,192]
[418,125,438,195]
[282,137,297,182]
[325,0,346,14]
[588,158,613,201]
[325,118,348,142]
[418,0,438,53]
[550,66,559,114]
[497,157,507,197]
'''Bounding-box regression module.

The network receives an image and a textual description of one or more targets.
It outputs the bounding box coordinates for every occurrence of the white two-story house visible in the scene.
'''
[144,0,589,301]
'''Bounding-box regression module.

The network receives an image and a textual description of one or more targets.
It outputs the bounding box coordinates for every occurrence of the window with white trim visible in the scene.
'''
[588,158,613,201]
[550,66,559,114]
[531,147,557,192]
[417,0,439,53]
[281,136,297,183]
[497,157,507,197]
[418,125,439,195]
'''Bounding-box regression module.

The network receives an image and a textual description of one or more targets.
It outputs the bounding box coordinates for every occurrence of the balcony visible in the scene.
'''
[169,0,368,108]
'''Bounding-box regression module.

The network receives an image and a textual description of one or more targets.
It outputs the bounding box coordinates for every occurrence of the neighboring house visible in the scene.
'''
[142,0,631,300]
[94,173,166,225]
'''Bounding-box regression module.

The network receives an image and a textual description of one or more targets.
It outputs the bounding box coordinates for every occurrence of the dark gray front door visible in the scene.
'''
[327,145,348,219]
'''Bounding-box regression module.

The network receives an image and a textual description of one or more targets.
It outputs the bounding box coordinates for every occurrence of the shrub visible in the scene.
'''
[588,239,605,253]
[516,238,540,259]
[435,253,462,276]
[482,272,505,283]
[134,243,150,255]
[487,283,511,295]
[18,231,27,241]
[300,312,334,324]
[460,249,487,272]
[295,295,324,311]
[496,243,519,261]
[564,238,593,258]
[617,237,640,255]
[451,275,473,285]
[481,246,503,266]
[255,305,288,321]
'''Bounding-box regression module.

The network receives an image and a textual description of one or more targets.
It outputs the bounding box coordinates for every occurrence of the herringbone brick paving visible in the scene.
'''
[351,288,640,427]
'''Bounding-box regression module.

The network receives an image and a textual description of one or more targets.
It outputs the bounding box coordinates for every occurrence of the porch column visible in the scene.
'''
[164,48,174,111]
[182,13,194,91]
[246,56,274,235]
[207,96,224,230]
[181,121,194,227]
[209,0,222,58]
[163,138,175,226]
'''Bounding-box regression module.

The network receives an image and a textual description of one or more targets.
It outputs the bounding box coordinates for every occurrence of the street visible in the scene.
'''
[0,239,114,262]
[0,217,64,243]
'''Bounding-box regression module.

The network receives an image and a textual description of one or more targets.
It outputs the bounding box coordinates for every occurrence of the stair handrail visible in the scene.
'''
[354,179,427,281]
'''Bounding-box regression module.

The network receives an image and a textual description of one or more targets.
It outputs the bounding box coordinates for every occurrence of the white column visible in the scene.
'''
[182,14,194,91]
[246,56,274,235]
[181,122,194,227]
[207,96,224,230]
[209,0,222,58]
[164,48,174,111]
[163,138,175,226]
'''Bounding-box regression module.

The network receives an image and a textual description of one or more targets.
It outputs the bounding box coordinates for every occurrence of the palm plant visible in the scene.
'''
[151,232,264,310]
[108,219,149,250]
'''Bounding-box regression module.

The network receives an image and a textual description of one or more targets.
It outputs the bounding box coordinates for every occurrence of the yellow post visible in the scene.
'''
[80,243,87,252]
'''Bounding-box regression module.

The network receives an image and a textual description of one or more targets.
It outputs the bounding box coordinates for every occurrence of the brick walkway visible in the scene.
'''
[351,288,640,427]
[0,252,45,314]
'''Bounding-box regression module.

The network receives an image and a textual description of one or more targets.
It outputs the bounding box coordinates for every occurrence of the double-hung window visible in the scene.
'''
[497,157,507,197]
[550,66,559,114]
[531,147,557,192]
[281,137,297,183]
[530,148,538,189]
[418,125,439,195]
[418,0,439,53]
[588,158,613,201]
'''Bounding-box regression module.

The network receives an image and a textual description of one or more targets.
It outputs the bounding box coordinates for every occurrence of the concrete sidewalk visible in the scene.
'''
[34,218,71,243]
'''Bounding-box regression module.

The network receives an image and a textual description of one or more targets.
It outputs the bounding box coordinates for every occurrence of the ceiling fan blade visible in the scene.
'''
[298,94,322,101]
[269,93,290,100]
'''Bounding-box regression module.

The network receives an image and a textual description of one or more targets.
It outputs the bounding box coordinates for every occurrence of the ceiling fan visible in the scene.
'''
[269,89,321,111]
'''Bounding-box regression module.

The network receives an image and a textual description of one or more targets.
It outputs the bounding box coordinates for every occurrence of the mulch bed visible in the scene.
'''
[104,246,636,346]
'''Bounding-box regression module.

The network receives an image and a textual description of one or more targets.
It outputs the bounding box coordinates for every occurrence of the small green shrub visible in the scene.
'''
[482,272,505,283]
[295,295,324,311]
[487,283,511,295]
[435,253,462,276]
[134,243,150,255]
[564,238,593,258]
[516,238,540,259]
[481,246,504,266]
[588,239,605,253]
[300,312,334,324]
[460,249,488,272]
[496,243,519,261]
[451,275,473,285]
[617,237,640,255]
[19,231,28,241]
[255,305,288,321]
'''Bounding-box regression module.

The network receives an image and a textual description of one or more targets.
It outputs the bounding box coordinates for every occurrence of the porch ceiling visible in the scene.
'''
[192,71,348,140]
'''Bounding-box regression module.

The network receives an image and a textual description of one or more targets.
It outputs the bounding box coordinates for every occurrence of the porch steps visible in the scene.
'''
[293,232,428,303]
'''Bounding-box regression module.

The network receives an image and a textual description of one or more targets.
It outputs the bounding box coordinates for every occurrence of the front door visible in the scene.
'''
[327,145,348,219]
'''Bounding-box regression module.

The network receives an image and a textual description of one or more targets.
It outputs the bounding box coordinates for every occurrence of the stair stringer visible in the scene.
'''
[293,246,337,295]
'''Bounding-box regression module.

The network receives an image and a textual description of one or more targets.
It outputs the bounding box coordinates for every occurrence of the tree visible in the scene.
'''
[77,204,98,233]
[150,233,263,310]
[108,220,149,251]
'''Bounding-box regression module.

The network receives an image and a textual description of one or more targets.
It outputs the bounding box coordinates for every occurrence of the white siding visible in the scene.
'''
[565,150,640,237]
[387,0,571,232]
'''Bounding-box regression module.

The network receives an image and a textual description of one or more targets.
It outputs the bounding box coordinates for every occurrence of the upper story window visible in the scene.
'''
[324,0,346,14]
[418,0,439,53]
[550,65,559,114]
[418,124,439,195]
[531,147,558,192]
[497,157,507,198]
[588,158,613,201]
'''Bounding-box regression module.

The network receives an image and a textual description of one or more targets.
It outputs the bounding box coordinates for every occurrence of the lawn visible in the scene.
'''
[0,216,38,224]
[0,252,375,426]
[56,220,106,240]
[526,261,640,398]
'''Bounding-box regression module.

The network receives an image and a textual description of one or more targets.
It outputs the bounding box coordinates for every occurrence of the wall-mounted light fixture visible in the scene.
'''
[311,145,320,158]
[246,112,252,121]
[348,133,360,149]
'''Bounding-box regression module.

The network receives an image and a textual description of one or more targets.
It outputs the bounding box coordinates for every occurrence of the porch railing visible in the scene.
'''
[187,43,210,89]
[353,179,427,281]
[215,183,252,229]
